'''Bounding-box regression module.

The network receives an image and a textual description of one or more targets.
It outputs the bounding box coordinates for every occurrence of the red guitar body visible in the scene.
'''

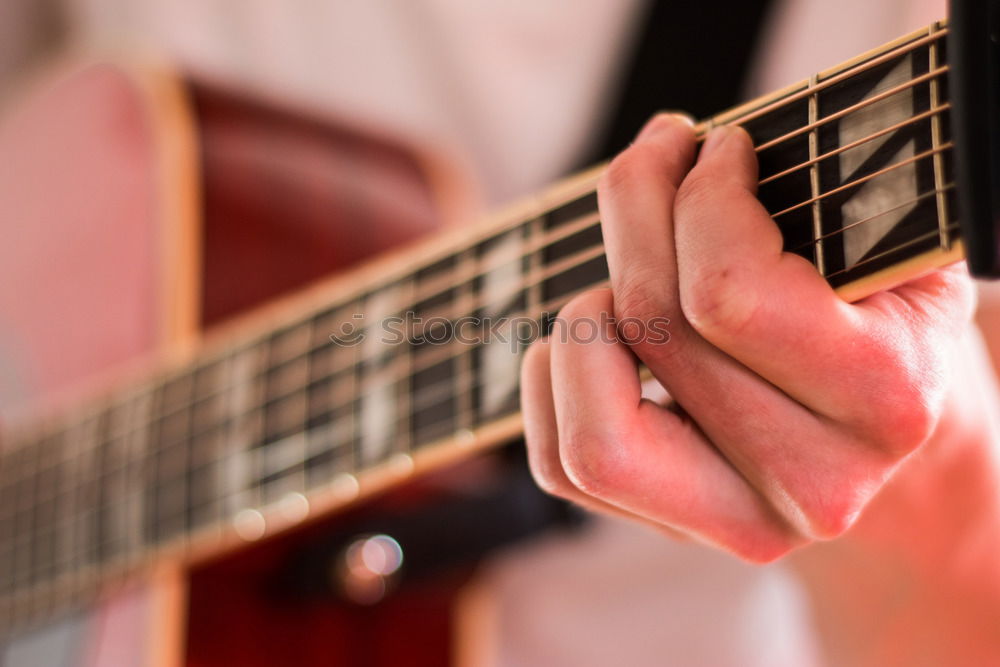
[0,59,484,667]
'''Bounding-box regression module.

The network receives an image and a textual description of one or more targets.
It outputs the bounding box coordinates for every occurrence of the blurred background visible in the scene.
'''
[0,1,954,666]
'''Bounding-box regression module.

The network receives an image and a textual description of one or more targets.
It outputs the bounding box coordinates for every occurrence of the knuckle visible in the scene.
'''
[806,496,860,540]
[557,288,610,322]
[866,388,936,455]
[798,478,878,540]
[526,454,572,498]
[725,527,799,564]
[551,289,614,343]
[560,430,627,498]
[599,144,673,200]
[674,171,716,214]
[679,263,758,338]
[737,539,794,565]
[614,280,669,324]
[853,345,941,455]
[600,150,643,200]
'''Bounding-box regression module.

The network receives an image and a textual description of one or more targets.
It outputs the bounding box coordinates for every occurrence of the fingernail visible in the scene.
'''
[698,126,734,160]
[637,111,696,141]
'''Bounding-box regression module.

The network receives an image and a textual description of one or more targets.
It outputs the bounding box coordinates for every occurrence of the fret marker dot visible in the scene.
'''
[233,509,266,541]
[277,492,310,523]
[455,429,476,446]
[388,453,414,475]
[331,473,360,499]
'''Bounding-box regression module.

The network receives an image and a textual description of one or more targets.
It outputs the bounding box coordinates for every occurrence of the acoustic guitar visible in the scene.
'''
[2,8,999,665]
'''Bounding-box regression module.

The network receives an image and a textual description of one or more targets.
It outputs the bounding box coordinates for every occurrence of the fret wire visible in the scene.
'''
[752,66,948,154]
[221,344,266,518]
[455,248,478,432]
[402,212,599,319]
[359,243,605,386]
[343,179,962,430]
[248,346,269,511]
[125,391,152,560]
[11,443,35,591]
[772,143,953,219]
[22,432,46,591]
[928,36,951,250]
[294,323,313,495]
[254,273,604,473]
[331,280,606,429]
[723,28,946,130]
[395,281,416,457]
[807,75,826,276]
[758,103,950,186]
[187,353,228,529]
[153,378,192,543]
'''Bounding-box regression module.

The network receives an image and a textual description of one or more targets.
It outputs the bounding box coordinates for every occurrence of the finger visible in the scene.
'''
[595,119,909,535]
[599,112,696,336]
[547,289,798,561]
[520,338,689,538]
[673,125,955,437]
[596,120,875,537]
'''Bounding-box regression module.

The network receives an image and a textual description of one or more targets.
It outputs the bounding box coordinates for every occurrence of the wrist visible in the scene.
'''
[788,325,1000,665]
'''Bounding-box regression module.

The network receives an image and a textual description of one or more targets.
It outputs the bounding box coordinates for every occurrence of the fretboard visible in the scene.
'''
[0,22,963,632]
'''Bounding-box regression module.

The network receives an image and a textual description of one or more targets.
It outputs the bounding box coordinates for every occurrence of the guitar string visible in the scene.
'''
[351,96,952,330]
[771,143,953,219]
[758,103,949,185]
[4,27,957,588]
[249,201,960,486]
[245,188,963,488]
[71,113,951,442]
[6,171,961,545]
[132,271,606,502]
[823,223,960,280]
[718,28,946,130]
[251,180,962,457]
[750,66,948,153]
[7,124,950,544]
[2,32,952,451]
[11,213,961,602]
[786,184,954,253]
[363,149,956,387]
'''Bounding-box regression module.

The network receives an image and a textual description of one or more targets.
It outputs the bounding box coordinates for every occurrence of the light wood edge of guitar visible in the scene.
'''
[145,564,188,667]
[124,60,203,351]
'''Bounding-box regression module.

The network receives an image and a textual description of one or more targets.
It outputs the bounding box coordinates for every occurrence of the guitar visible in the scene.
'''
[2,10,999,666]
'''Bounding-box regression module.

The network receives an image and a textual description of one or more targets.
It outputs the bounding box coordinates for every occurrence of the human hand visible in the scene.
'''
[520,113,976,562]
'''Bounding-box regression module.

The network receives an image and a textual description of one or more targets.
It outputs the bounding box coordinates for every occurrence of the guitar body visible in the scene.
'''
[0,60,474,666]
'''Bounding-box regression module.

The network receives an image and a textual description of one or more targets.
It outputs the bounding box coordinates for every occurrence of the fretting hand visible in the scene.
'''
[520,113,975,562]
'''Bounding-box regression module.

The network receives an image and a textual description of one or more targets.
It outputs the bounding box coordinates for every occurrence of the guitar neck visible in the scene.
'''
[0,21,962,631]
